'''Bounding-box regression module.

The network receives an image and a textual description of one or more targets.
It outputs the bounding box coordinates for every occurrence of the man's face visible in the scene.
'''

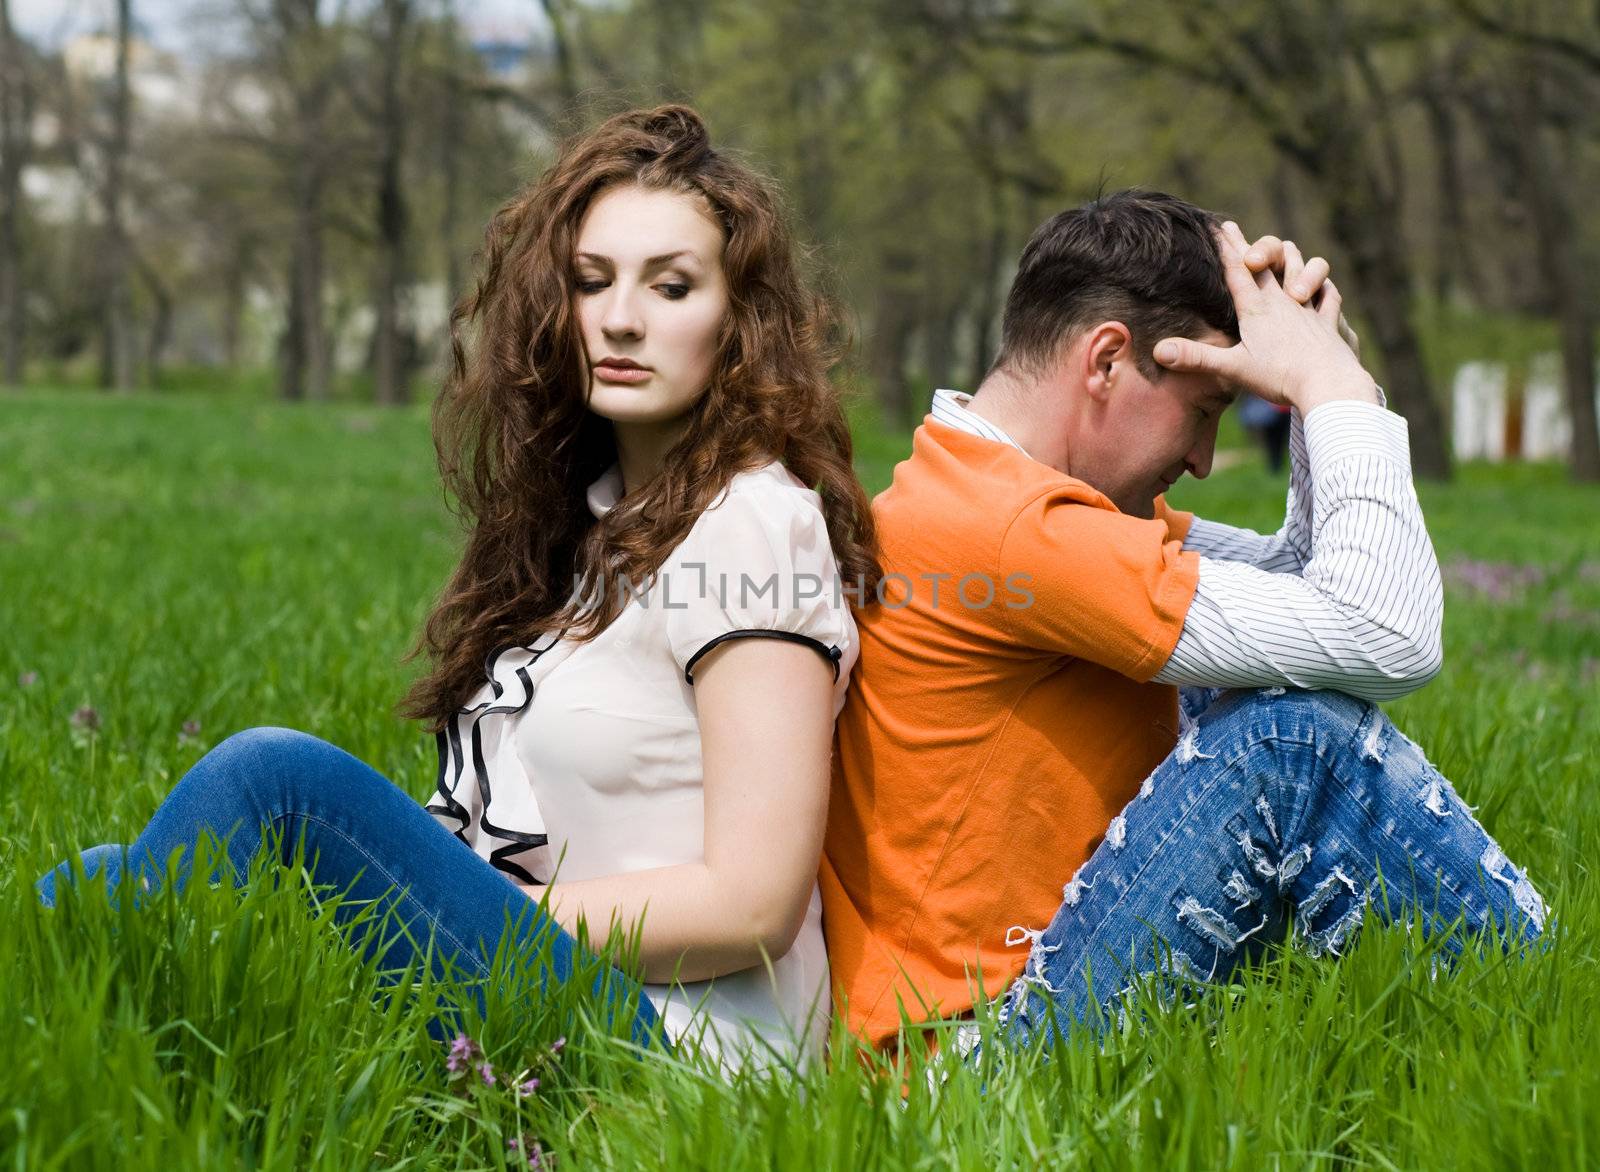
[1083,327,1240,519]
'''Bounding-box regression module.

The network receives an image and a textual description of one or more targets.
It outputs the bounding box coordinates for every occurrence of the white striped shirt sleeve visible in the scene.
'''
[1153,400,1444,702]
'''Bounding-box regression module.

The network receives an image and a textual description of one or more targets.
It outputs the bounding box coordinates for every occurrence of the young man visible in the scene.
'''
[823,190,1546,1052]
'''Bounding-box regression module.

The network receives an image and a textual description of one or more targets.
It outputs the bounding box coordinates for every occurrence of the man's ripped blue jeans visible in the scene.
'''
[989,686,1547,1049]
[34,727,660,1047]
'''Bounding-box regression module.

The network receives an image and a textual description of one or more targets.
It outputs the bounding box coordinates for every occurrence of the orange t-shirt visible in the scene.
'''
[823,418,1200,1047]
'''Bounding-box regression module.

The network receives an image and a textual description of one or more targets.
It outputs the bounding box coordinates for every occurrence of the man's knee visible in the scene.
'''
[1200,686,1372,747]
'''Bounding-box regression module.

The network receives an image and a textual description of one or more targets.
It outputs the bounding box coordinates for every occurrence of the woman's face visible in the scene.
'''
[573,184,730,430]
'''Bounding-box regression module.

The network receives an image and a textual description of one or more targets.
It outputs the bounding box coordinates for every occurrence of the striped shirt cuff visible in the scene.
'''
[1302,399,1410,471]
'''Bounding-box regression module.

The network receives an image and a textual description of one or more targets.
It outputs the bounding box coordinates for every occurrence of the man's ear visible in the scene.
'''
[1080,322,1132,405]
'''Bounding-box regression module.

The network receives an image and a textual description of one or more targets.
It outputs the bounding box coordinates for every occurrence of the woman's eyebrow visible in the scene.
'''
[574,250,700,270]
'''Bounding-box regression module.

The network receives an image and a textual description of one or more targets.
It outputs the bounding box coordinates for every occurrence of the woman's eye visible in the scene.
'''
[656,283,690,300]
[575,278,608,294]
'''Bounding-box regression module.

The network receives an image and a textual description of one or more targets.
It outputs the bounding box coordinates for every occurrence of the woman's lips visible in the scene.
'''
[594,364,652,384]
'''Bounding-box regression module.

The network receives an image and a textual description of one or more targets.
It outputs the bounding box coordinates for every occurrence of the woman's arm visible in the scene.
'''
[523,636,836,985]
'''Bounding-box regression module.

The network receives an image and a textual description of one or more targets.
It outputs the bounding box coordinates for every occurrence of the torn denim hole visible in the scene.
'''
[1139,770,1156,800]
[1229,816,1277,882]
[1174,893,1261,954]
[1221,868,1261,909]
[1263,685,1287,697]
[1420,769,1451,818]
[1480,843,1547,931]
[1295,867,1362,953]
[1361,717,1386,764]
[1175,724,1217,765]
[1311,899,1367,957]
[1254,793,1281,845]
[1107,814,1128,851]
[1277,843,1313,890]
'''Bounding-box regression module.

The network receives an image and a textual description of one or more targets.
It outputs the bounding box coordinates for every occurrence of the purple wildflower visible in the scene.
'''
[1442,557,1546,604]
[444,1033,482,1075]
[70,705,100,732]
[518,1077,540,1095]
[18,671,38,687]
[510,1135,551,1168]
[478,1061,496,1086]
[549,1037,567,1057]
[181,719,201,738]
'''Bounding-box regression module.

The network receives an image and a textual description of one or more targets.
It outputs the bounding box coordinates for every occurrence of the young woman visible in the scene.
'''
[36,105,881,1072]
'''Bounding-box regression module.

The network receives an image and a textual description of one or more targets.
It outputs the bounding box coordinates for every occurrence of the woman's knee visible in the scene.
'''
[200,726,335,780]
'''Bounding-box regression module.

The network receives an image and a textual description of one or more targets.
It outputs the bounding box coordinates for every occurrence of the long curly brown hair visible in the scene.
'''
[400,105,882,731]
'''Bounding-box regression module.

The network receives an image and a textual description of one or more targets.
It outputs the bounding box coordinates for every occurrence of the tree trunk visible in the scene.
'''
[97,0,135,393]
[869,250,918,430]
[439,8,464,320]
[134,248,171,386]
[285,164,328,400]
[372,0,411,406]
[1505,73,1600,482]
[221,236,250,369]
[967,181,1007,390]
[1323,170,1452,479]
[1419,68,1484,306]
[0,0,31,386]
[538,0,579,115]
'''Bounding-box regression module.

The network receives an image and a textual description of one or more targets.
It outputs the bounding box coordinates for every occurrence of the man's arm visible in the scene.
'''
[1179,239,1370,575]
[1149,224,1442,702]
[1154,400,1442,701]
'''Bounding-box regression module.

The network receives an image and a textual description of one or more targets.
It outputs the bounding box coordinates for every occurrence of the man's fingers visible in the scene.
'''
[1242,233,1283,272]
[1291,255,1330,303]
[1315,277,1343,323]
[1154,335,1241,379]
[1337,314,1360,359]
[1213,228,1262,306]
[1280,240,1306,296]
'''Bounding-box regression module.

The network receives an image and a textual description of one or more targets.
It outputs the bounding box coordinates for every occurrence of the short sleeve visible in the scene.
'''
[997,489,1200,682]
[664,481,858,694]
[1153,494,1194,544]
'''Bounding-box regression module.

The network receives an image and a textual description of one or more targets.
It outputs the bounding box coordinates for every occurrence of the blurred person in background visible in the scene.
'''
[1239,392,1293,472]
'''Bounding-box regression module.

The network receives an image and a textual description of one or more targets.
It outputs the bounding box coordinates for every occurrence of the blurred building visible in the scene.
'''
[1452,356,1600,462]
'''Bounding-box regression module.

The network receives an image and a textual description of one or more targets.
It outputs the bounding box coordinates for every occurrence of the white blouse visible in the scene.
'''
[425,459,859,1071]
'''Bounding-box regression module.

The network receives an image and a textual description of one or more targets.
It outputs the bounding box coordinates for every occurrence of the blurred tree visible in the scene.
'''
[1455,0,1600,483]
[364,0,415,405]
[96,0,135,391]
[0,0,32,386]
[233,0,350,401]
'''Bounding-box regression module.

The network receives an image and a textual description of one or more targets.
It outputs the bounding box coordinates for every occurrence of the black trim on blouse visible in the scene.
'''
[426,636,563,886]
[682,629,842,686]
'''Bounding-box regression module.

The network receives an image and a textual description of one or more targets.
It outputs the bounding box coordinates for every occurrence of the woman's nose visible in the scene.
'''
[601,286,644,341]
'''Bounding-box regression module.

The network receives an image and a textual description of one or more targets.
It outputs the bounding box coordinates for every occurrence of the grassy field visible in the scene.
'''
[3,387,1598,1169]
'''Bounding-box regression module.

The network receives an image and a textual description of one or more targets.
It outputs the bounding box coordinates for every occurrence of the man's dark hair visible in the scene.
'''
[994,189,1238,380]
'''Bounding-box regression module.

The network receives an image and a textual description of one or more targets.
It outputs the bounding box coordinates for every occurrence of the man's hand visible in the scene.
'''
[1153,222,1377,413]
[1237,225,1360,359]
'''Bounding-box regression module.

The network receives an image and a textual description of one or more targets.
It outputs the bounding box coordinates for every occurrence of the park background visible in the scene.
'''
[3,0,1600,1168]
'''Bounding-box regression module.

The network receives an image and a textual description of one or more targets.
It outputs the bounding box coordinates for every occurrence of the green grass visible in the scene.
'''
[3,387,1598,1169]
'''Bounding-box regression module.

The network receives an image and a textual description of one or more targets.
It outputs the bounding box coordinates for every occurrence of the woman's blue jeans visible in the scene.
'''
[990,686,1548,1049]
[34,726,660,1047]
